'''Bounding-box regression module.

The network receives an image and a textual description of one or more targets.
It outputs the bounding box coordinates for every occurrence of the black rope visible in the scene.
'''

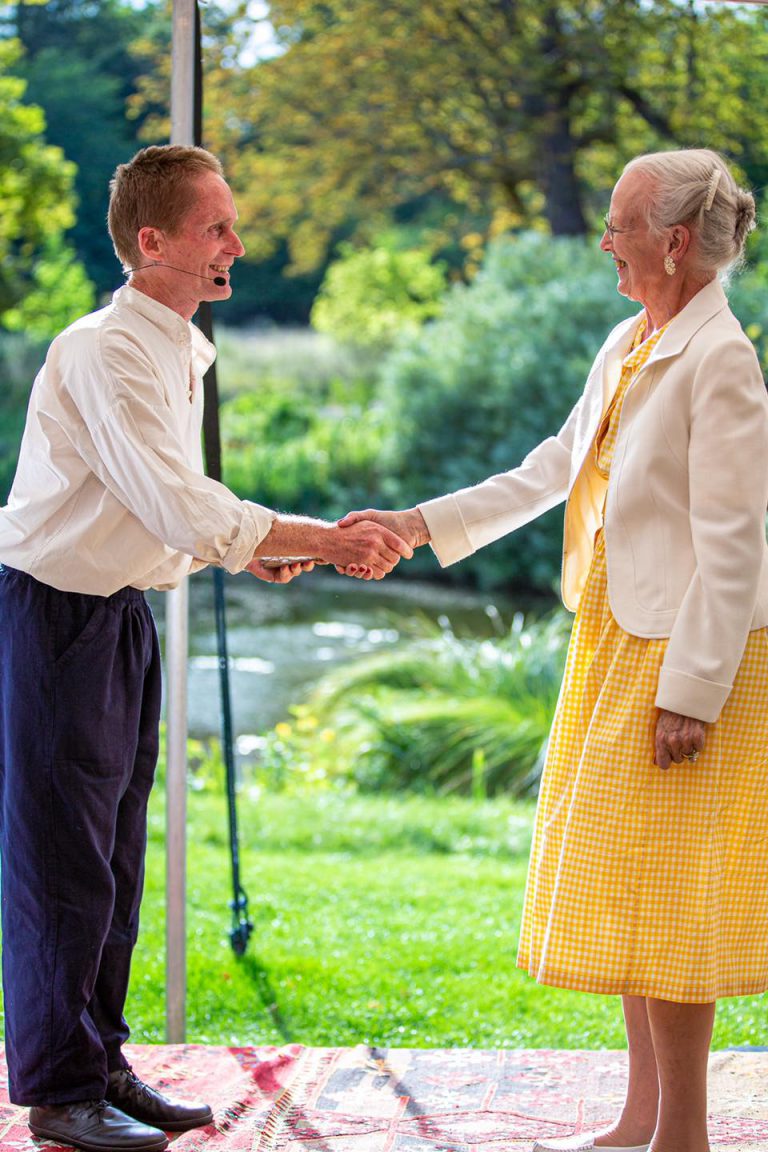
[195,0,253,956]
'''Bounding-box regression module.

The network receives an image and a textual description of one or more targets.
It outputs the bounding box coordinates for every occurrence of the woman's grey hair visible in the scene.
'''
[623,148,756,276]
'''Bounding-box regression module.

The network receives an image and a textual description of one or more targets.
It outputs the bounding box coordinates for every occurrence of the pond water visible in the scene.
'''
[148,570,553,748]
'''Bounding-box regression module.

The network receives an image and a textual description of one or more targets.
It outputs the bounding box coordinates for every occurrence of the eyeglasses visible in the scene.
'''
[603,214,635,238]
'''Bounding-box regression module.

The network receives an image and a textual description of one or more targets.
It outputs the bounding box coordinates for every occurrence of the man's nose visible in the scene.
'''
[227,228,245,257]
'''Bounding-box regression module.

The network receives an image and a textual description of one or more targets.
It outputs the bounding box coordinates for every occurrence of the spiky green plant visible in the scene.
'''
[259,610,571,796]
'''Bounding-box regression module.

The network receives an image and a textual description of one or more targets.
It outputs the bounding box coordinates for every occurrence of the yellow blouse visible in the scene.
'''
[594,318,670,478]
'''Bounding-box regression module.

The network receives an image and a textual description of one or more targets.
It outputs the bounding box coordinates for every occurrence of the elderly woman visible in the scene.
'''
[341,148,768,1152]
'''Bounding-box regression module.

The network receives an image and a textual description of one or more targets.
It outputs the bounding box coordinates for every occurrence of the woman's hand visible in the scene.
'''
[653,708,707,770]
[335,507,429,578]
[337,507,430,550]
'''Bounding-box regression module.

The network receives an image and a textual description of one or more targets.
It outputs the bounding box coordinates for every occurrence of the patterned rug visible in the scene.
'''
[2,1044,767,1150]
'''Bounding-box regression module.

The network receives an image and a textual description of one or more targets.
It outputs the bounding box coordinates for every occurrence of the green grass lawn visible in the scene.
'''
[116,790,768,1050]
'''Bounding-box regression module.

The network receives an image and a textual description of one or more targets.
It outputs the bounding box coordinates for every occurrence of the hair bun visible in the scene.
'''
[734,191,756,245]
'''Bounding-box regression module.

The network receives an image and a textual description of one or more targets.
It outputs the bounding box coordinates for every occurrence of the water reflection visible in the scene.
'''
[148,569,547,741]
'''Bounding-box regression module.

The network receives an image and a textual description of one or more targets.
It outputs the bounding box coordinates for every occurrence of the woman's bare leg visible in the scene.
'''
[645,998,715,1152]
[593,996,659,1147]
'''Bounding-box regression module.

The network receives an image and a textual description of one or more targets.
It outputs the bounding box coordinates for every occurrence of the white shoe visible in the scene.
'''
[532,1138,650,1152]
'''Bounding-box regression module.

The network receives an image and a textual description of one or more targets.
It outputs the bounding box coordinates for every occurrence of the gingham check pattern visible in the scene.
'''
[594,317,669,476]
[517,322,768,1003]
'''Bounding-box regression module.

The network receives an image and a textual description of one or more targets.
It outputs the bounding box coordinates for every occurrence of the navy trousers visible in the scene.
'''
[0,565,162,1105]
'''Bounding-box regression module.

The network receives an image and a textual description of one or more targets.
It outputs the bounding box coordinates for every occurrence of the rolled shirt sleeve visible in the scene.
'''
[0,286,277,595]
[83,391,275,574]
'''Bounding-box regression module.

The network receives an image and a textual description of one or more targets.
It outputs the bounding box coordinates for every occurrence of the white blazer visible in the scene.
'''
[419,279,768,723]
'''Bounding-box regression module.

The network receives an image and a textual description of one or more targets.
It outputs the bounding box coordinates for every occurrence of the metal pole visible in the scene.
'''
[164,583,189,1044]
[166,0,197,1045]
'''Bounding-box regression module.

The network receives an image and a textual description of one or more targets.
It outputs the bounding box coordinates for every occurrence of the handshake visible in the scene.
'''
[246,507,431,584]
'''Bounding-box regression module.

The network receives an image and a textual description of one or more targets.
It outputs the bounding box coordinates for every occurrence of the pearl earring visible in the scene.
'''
[664,255,676,276]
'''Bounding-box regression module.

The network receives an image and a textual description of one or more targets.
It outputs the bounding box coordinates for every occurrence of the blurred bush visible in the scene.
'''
[214,325,372,404]
[1,235,94,341]
[311,237,447,351]
[220,388,388,516]
[376,232,637,592]
[729,275,768,380]
[0,330,47,501]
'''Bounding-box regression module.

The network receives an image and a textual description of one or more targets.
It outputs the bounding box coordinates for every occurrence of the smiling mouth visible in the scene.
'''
[614,258,628,270]
[210,264,229,274]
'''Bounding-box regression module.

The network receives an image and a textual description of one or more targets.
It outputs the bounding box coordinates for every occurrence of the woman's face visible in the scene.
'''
[600,170,668,305]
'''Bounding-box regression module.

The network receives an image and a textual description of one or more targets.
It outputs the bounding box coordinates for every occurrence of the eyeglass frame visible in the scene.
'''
[602,214,637,238]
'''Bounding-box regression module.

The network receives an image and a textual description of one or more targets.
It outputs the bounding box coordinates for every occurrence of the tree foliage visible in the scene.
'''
[7,0,168,297]
[311,237,448,349]
[0,36,91,322]
[2,235,94,339]
[195,0,768,274]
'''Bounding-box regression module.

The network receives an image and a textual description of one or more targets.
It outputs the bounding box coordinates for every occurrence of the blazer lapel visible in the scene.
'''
[639,279,729,370]
[600,312,643,410]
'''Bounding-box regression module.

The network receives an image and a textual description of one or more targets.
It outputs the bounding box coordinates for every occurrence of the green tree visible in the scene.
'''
[311,237,448,350]
[2,235,94,338]
[8,0,168,296]
[0,37,91,324]
[196,0,768,273]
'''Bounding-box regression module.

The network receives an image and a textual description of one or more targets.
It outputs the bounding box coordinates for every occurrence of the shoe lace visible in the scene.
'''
[84,1100,110,1121]
[122,1066,155,1103]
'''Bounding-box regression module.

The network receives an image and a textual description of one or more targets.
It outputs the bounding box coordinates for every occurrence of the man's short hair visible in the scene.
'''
[108,144,224,270]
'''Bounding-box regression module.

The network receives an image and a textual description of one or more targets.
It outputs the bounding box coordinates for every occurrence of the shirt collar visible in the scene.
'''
[112,285,217,374]
[622,317,671,370]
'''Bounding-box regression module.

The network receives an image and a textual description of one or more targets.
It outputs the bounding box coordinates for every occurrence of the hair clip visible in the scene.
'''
[703,169,721,212]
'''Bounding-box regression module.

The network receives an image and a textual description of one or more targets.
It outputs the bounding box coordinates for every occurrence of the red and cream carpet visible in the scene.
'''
[2,1044,767,1150]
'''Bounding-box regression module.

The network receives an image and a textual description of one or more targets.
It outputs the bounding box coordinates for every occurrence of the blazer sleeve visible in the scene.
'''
[418,388,586,567]
[655,336,768,722]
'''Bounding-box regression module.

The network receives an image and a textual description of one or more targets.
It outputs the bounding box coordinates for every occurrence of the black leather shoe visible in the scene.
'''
[107,1066,213,1133]
[28,1100,168,1152]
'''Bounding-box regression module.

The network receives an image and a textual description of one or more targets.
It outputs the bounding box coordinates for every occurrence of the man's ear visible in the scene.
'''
[137,226,164,262]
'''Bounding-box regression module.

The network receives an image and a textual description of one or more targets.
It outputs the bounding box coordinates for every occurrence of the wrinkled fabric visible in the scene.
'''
[0,565,161,1103]
[0,286,275,594]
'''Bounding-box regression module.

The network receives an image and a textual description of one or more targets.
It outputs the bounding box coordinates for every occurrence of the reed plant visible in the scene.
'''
[259,610,570,797]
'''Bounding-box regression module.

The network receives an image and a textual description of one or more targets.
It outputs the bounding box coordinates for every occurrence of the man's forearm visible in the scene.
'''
[252,515,334,560]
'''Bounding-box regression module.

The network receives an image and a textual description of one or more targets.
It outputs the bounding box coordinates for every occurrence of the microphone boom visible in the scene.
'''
[125,263,227,286]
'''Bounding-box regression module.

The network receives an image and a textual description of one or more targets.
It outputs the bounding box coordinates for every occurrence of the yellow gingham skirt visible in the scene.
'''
[517,529,768,1002]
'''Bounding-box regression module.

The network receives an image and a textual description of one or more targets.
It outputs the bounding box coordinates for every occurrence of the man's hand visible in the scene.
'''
[246,559,316,584]
[654,708,707,770]
[335,507,429,578]
[250,515,413,581]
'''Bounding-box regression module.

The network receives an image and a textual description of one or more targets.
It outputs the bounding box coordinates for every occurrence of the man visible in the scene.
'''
[0,145,411,1152]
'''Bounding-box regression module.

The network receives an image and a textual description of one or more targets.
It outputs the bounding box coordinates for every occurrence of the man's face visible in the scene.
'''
[154,171,245,318]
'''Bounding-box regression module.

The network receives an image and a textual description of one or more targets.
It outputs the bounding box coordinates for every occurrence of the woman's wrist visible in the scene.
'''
[407,507,431,548]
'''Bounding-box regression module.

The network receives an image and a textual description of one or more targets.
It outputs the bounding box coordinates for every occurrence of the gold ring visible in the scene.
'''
[683,750,699,762]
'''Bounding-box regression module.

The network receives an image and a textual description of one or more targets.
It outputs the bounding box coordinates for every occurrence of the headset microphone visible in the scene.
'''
[125,263,228,287]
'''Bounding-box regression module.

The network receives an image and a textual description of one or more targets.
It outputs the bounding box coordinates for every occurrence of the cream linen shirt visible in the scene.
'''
[418,280,768,722]
[0,286,276,595]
